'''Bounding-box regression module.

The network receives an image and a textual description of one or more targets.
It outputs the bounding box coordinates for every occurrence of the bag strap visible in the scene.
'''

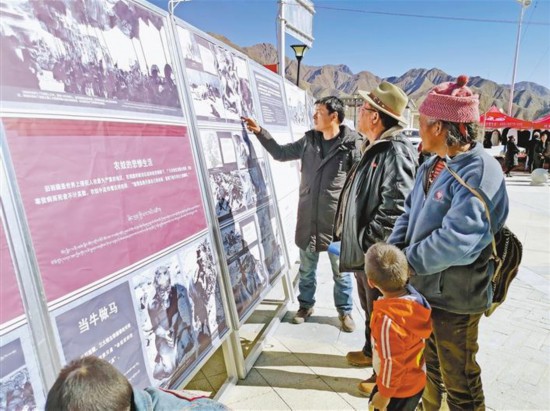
[442,162,498,261]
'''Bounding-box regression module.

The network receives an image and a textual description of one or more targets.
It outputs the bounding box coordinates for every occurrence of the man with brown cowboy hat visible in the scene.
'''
[333,82,418,395]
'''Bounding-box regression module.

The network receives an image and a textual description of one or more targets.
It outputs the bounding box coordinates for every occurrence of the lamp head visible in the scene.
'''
[290,44,309,60]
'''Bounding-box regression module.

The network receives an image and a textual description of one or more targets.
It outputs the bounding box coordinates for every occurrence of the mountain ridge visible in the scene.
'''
[209,33,550,121]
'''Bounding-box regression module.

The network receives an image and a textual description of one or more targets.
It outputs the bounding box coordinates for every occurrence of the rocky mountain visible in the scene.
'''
[209,35,550,121]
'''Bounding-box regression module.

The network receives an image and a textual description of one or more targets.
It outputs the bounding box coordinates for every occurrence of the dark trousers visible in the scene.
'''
[422,308,485,411]
[369,385,423,411]
[354,271,382,357]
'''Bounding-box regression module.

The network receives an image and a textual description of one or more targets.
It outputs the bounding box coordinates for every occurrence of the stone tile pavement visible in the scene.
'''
[219,172,550,410]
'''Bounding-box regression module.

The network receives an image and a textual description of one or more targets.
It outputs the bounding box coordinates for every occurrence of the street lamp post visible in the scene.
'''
[168,0,191,15]
[290,44,309,87]
[508,0,532,116]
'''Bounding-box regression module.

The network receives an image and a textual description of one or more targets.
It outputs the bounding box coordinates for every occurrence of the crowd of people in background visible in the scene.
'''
[483,127,550,177]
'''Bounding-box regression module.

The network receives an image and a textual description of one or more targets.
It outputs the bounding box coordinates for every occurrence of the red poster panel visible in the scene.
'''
[2,119,207,302]
[0,221,24,324]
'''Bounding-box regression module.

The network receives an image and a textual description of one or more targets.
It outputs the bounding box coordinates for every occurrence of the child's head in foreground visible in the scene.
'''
[365,242,408,293]
[45,356,132,411]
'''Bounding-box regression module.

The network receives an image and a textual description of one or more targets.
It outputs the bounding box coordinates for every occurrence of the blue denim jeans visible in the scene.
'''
[297,248,353,315]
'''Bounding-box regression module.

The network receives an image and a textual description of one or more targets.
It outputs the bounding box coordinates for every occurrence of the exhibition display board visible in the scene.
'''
[0,0,301,402]
[174,23,290,325]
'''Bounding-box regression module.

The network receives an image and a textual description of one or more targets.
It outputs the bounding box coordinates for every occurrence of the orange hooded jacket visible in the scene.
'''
[371,284,432,399]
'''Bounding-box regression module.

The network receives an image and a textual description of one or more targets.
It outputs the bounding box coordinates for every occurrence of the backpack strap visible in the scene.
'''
[443,162,499,265]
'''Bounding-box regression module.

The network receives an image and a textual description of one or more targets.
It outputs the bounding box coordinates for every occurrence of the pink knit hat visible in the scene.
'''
[419,75,479,123]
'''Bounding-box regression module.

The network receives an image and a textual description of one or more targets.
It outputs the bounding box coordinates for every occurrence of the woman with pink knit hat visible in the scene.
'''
[388,76,509,411]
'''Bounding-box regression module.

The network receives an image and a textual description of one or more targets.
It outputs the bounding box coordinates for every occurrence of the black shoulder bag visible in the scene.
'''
[444,163,523,316]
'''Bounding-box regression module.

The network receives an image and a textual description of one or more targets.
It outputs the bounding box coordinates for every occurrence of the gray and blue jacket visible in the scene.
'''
[388,143,509,314]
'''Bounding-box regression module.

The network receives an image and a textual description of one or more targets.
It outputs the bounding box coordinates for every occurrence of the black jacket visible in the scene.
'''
[255,125,362,252]
[333,126,417,271]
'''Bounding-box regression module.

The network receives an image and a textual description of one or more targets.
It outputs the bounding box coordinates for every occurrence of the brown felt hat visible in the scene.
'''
[358,82,408,124]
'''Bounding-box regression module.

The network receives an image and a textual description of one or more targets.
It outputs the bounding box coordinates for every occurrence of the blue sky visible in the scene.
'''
[149,0,550,89]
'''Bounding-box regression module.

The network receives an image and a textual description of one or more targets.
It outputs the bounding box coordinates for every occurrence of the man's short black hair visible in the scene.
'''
[45,356,132,411]
[315,96,345,123]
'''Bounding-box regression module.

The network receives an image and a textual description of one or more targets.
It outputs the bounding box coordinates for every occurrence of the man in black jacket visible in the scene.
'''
[242,96,362,331]
[333,82,417,395]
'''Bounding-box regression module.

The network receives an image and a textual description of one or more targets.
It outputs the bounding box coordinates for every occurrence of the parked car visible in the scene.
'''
[402,128,421,148]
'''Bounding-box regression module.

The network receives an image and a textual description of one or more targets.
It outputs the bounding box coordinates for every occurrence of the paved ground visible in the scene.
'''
[220,172,550,410]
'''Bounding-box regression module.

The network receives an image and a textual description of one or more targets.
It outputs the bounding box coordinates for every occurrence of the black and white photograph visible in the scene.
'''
[233,131,251,170]
[249,162,270,202]
[227,258,251,310]
[180,238,227,349]
[177,26,256,123]
[186,68,225,120]
[0,369,36,411]
[209,170,246,220]
[239,170,258,209]
[132,257,196,383]
[256,204,284,280]
[200,130,223,169]
[205,128,271,221]
[286,82,309,132]
[0,330,44,410]
[220,215,269,318]
[214,45,255,121]
[0,0,182,117]
[221,224,245,258]
[240,246,267,296]
[232,246,267,317]
[177,26,201,67]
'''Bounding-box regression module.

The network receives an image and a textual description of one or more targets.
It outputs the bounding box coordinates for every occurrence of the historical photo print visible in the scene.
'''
[204,129,271,222]
[220,215,269,318]
[256,204,284,280]
[0,368,36,411]
[286,82,309,132]
[179,238,228,349]
[132,256,196,383]
[177,26,256,123]
[132,238,227,383]
[221,224,245,258]
[201,130,223,169]
[186,68,225,120]
[0,0,182,116]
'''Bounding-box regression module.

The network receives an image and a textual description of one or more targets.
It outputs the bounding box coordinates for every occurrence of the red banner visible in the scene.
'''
[480,106,533,129]
[533,114,550,129]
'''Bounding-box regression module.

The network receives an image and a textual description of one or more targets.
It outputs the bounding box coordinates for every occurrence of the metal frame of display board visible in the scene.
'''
[168,18,292,379]
[0,0,240,400]
[0,132,62,389]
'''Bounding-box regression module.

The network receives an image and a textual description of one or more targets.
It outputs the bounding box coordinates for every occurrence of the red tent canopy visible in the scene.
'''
[480,106,533,129]
[532,113,550,129]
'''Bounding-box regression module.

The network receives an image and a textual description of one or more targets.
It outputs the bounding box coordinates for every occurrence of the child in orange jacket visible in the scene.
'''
[365,243,432,411]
